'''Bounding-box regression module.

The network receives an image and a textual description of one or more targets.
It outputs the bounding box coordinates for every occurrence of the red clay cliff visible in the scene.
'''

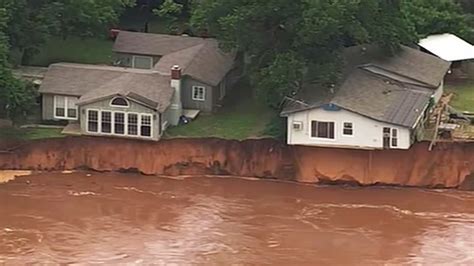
[0,137,473,190]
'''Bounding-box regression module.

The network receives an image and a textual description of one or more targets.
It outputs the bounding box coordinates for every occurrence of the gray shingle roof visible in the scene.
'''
[114,31,235,86]
[344,45,451,87]
[332,70,431,127]
[39,63,174,112]
[281,45,447,128]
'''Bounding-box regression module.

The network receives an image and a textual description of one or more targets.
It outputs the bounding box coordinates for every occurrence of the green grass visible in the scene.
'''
[446,81,474,112]
[166,95,274,140]
[0,127,65,142]
[28,37,114,67]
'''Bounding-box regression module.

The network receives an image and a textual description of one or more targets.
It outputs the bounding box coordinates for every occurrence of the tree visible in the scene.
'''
[191,0,416,107]
[402,0,472,40]
[0,7,36,122]
[152,0,196,33]
[191,0,470,108]
[0,0,135,64]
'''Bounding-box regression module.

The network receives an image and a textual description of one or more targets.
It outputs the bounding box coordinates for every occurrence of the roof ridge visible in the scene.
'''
[360,64,434,88]
[180,42,209,73]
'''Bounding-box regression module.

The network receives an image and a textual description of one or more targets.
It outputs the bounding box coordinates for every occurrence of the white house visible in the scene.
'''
[281,45,451,150]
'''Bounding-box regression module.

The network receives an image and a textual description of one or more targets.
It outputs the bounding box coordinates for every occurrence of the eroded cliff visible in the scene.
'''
[0,137,473,189]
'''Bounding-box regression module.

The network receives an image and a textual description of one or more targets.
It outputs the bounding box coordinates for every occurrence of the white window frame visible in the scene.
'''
[100,111,113,134]
[310,120,336,141]
[342,122,354,136]
[127,112,140,137]
[110,97,130,108]
[192,86,206,101]
[85,109,154,139]
[131,55,153,69]
[114,111,126,135]
[391,128,399,148]
[86,109,100,133]
[53,95,79,120]
[140,114,153,138]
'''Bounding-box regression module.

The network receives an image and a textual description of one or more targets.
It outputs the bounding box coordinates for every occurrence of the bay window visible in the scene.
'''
[86,110,154,138]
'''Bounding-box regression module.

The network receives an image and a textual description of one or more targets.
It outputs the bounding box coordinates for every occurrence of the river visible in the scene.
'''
[0,172,473,265]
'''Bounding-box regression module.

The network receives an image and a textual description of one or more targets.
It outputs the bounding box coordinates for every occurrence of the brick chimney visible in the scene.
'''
[169,65,183,126]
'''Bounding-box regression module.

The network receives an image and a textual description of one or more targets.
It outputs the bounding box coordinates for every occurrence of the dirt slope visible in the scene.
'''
[0,137,473,189]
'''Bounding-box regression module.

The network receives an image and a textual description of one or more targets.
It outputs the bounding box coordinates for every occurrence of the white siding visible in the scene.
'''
[287,108,412,150]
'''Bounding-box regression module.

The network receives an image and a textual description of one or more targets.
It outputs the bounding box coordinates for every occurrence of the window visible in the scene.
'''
[110,97,129,107]
[192,86,206,101]
[101,111,112,134]
[114,112,125,135]
[54,96,78,119]
[128,113,138,136]
[392,129,398,147]
[311,121,335,139]
[343,122,353,136]
[140,114,152,137]
[55,96,65,117]
[87,110,99,133]
[132,56,153,69]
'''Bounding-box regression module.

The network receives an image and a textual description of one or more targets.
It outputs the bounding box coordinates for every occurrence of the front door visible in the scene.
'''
[383,127,391,149]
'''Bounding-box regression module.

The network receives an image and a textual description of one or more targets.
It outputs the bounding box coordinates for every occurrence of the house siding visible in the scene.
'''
[42,94,55,120]
[181,77,214,113]
[433,80,444,103]
[79,96,162,141]
[287,108,412,150]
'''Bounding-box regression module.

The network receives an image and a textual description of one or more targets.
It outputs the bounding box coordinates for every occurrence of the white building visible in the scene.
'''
[281,45,451,150]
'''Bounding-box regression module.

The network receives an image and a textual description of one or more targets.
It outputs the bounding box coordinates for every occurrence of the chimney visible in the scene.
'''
[169,65,183,126]
[171,65,182,80]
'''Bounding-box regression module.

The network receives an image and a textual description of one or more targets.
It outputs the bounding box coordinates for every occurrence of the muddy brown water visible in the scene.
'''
[0,172,473,265]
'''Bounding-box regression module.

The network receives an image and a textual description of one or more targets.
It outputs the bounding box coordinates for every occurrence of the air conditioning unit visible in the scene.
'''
[292,121,303,131]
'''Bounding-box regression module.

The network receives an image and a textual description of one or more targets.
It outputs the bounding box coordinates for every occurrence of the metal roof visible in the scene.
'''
[418,33,474,62]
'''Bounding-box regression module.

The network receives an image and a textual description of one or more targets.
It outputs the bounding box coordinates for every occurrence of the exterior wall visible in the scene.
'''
[114,52,161,68]
[181,77,214,113]
[462,60,474,76]
[79,96,161,141]
[42,94,55,120]
[286,108,412,150]
[433,80,444,103]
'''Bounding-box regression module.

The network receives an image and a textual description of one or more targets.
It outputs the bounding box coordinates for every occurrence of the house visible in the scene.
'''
[281,45,451,150]
[419,33,474,77]
[113,31,236,112]
[38,31,236,141]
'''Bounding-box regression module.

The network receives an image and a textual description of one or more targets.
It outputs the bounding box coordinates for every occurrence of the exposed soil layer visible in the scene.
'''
[0,137,473,189]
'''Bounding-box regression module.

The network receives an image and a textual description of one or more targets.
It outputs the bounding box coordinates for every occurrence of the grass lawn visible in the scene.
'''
[166,85,275,140]
[28,37,114,67]
[0,127,65,142]
[445,81,474,112]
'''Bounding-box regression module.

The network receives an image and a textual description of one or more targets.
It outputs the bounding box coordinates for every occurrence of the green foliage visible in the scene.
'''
[152,0,195,33]
[402,0,472,40]
[0,7,37,122]
[0,0,134,64]
[191,0,471,108]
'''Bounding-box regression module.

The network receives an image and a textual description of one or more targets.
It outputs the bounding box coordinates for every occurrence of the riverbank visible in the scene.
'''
[0,136,473,190]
